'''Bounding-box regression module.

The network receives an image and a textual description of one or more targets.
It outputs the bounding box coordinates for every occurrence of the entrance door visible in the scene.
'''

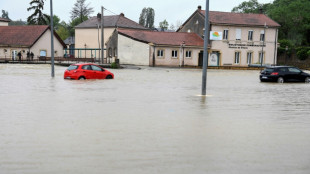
[198,51,203,66]
[209,52,220,66]
[11,50,17,60]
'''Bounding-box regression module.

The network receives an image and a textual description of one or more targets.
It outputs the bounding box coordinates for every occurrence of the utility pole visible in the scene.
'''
[50,0,55,77]
[101,6,104,64]
[202,0,210,95]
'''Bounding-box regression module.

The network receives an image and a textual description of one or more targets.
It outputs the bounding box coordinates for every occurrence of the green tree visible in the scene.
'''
[231,0,269,13]
[70,0,94,23]
[139,7,155,29]
[1,10,10,19]
[9,19,27,26]
[45,15,61,30]
[268,0,310,45]
[159,19,169,31]
[27,0,50,25]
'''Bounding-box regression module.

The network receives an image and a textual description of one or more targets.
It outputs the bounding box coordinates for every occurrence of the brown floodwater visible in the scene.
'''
[0,64,310,174]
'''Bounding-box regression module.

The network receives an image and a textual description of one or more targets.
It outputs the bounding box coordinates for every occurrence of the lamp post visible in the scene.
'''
[181,41,185,67]
[50,0,55,77]
[260,23,267,67]
[285,46,288,65]
[84,44,87,58]
[202,0,210,96]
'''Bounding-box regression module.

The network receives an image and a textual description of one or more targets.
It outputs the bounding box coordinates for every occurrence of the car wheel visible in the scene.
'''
[106,75,113,79]
[79,76,86,80]
[305,77,310,83]
[277,77,284,83]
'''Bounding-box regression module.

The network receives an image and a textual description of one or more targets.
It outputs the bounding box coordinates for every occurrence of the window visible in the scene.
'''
[288,67,301,73]
[82,65,91,70]
[172,50,178,58]
[223,29,229,40]
[248,30,253,41]
[236,29,241,40]
[40,50,47,57]
[260,30,265,41]
[234,52,240,64]
[187,29,191,33]
[259,52,264,64]
[185,50,192,58]
[157,50,164,57]
[114,48,117,57]
[91,65,103,71]
[247,52,253,64]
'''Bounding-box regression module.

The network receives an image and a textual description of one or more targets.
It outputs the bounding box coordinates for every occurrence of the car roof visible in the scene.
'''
[265,66,294,68]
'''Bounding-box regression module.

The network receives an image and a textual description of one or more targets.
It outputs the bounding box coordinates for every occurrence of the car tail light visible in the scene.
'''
[271,72,279,75]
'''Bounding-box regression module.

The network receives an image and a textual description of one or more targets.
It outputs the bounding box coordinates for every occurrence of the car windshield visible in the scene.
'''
[67,65,78,70]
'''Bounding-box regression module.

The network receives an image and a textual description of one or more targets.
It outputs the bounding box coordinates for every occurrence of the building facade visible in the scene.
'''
[0,25,66,60]
[75,13,148,62]
[0,18,10,26]
[178,6,281,67]
[106,29,204,66]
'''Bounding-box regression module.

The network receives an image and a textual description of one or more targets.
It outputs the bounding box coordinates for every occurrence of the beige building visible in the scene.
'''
[0,18,10,26]
[106,29,204,66]
[178,6,281,67]
[75,13,148,62]
[0,25,66,60]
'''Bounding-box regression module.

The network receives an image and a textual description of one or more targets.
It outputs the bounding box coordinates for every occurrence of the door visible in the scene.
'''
[81,65,94,79]
[287,67,303,82]
[209,52,220,66]
[91,65,106,79]
[198,51,203,66]
[11,50,17,60]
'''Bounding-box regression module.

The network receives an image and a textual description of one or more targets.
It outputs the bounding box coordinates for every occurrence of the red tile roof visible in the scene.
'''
[200,10,280,27]
[0,25,65,48]
[0,18,10,22]
[117,29,204,47]
[76,15,148,30]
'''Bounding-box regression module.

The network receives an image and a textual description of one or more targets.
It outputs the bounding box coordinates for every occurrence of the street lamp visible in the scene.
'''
[260,22,268,67]
[202,0,210,96]
[50,0,55,77]
[84,43,87,58]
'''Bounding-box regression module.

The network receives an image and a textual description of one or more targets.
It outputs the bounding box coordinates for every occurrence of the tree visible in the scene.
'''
[9,19,27,26]
[159,19,169,31]
[70,0,94,23]
[139,7,155,29]
[231,0,267,13]
[268,0,310,45]
[1,10,10,19]
[45,15,61,30]
[27,0,50,25]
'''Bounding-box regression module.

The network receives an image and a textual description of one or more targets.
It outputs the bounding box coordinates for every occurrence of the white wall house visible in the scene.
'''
[106,29,204,67]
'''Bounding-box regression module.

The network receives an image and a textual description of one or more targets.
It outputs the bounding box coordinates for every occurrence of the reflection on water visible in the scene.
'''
[1,64,310,174]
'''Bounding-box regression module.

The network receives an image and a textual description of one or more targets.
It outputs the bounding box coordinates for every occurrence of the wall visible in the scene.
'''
[118,34,149,65]
[0,21,9,26]
[31,29,64,58]
[178,12,205,38]
[210,25,278,66]
[150,46,203,67]
[75,28,114,59]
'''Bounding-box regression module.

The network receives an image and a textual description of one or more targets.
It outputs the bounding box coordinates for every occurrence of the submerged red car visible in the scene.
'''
[64,63,114,80]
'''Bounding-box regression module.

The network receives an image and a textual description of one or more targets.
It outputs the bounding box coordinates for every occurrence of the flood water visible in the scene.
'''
[1,64,310,174]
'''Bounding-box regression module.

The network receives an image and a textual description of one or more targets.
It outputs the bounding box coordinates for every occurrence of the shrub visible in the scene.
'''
[296,47,309,61]
[111,62,118,69]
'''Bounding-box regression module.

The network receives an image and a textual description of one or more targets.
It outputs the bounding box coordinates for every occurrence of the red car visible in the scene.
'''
[64,63,114,80]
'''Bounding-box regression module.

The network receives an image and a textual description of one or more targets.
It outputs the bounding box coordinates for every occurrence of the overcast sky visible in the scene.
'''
[1,0,273,27]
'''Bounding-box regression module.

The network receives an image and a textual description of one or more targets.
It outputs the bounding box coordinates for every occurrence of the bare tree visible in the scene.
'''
[70,0,94,23]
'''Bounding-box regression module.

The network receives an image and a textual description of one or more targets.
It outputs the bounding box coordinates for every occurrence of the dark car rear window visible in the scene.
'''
[263,68,275,73]
[67,65,79,70]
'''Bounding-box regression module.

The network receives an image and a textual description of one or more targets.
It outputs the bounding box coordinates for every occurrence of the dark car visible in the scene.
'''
[260,66,310,83]
[64,63,114,80]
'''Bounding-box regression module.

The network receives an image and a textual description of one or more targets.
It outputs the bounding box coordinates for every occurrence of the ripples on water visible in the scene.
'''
[0,64,310,174]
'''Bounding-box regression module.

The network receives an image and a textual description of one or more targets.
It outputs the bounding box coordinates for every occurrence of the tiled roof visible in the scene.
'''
[76,15,148,30]
[0,18,10,22]
[0,25,66,48]
[200,10,280,27]
[117,29,204,47]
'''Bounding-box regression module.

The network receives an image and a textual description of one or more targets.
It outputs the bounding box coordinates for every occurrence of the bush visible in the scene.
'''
[296,47,310,61]
[278,39,293,55]
[111,62,118,69]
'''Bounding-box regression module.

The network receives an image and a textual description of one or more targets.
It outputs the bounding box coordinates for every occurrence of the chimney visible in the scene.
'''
[198,6,202,11]
[120,13,124,17]
[259,8,263,14]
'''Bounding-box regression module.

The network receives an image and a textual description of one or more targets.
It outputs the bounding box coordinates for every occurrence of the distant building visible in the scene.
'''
[106,28,204,66]
[75,13,148,61]
[177,6,281,67]
[0,17,10,26]
[0,25,66,60]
